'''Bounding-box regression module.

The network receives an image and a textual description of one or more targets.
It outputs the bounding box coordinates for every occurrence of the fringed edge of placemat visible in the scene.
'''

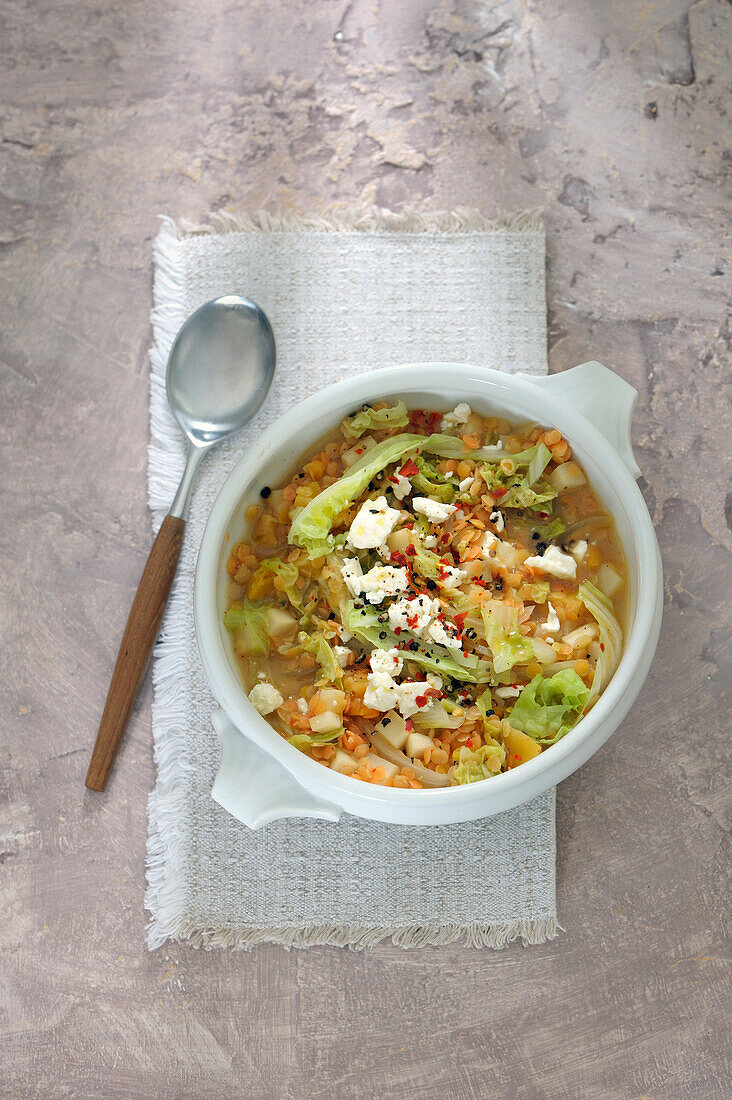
[171,204,544,238]
[148,918,560,952]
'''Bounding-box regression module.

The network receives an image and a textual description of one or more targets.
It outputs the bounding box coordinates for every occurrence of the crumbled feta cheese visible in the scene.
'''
[438,564,468,589]
[296,697,309,715]
[490,509,505,533]
[339,627,353,642]
[248,682,283,715]
[334,645,351,668]
[495,685,521,699]
[422,535,437,549]
[524,544,577,579]
[440,402,472,432]
[364,671,400,711]
[358,563,410,604]
[391,473,412,501]
[347,496,401,549]
[340,557,364,597]
[396,681,434,719]
[369,648,404,676]
[388,593,439,636]
[425,672,443,691]
[412,497,458,523]
[427,617,463,650]
[570,539,588,564]
[539,601,560,635]
[459,476,474,493]
[481,532,499,558]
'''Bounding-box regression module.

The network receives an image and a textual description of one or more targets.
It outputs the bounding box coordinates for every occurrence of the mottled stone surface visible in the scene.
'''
[1,1,729,1097]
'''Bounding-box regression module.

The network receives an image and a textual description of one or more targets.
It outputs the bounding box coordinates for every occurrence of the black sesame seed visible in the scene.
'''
[531,532,539,540]
[360,610,367,616]
[536,541,547,555]
[378,612,388,623]
[260,485,271,499]
[409,641,419,651]
[494,577,504,591]
[327,611,335,620]
[379,631,387,640]
[426,580,437,591]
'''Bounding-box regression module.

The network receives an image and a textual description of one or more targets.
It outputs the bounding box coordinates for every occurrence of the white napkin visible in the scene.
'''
[145,208,557,950]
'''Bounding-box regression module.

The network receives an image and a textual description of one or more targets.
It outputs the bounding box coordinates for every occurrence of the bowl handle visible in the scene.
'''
[211,709,343,830]
[523,361,641,479]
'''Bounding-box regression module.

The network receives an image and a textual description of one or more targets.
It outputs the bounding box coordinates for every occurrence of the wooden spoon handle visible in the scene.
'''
[86,514,185,791]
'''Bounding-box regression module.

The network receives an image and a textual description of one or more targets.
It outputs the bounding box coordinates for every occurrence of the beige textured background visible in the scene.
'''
[1,1,729,1097]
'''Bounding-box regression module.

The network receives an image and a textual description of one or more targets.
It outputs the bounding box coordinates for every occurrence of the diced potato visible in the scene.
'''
[548,462,586,493]
[330,749,357,774]
[496,540,528,569]
[405,731,435,759]
[318,688,347,714]
[562,624,598,650]
[266,607,297,636]
[363,753,400,780]
[341,435,378,468]
[309,711,341,734]
[530,636,557,664]
[376,709,408,750]
[502,726,542,767]
[387,527,416,553]
[597,563,624,598]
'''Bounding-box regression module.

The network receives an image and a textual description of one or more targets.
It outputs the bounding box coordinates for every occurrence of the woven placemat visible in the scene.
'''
[145,208,558,950]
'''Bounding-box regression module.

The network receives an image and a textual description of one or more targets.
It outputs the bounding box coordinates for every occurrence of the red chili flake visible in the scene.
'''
[399,459,419,478]
[465,738,474,748]
[538,511,549,519]
[391,551,407,566]
[600,642,605,651]
[405,522,415,530]
[426,411,441,432]
[405,719,414,731]
[454,611,469,629]
[405,544,417,557]
[394,627,402,635]
[355,448,363,455]
[388,475,399,484]
[441,533,451,544]
[415,694,427,707]
[494,486,507,498]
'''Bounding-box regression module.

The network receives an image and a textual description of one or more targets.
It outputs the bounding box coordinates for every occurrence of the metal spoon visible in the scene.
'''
[86,295,276,791]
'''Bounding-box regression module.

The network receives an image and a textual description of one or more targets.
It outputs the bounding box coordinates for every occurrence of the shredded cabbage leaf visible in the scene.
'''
[480,604,533,674]
[344,604,490,683]
[475,687,494,723]
[259,559,303,609]
[579,580,623,701]
[411,455,457,503]
[533,518,566,542]
[522,581,550,603]
[450,742,505,784]
[223,599,270,656]
[296,631,343,683]
[289,433,427,557]
[509,669,590,744]
[288,728,342,752]
[341,400,410,439]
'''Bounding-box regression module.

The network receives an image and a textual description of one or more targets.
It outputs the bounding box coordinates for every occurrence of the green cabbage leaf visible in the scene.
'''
[289,433,427,557]
[341,400,409,439]
[579,580,623,702]
[450,743,505,784]
[509,669,590,744]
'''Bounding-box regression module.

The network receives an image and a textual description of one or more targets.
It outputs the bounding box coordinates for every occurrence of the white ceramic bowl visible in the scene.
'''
[194,361,662,828]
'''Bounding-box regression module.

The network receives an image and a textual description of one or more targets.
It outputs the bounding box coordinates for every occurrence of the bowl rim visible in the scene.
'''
[194,362,662,810]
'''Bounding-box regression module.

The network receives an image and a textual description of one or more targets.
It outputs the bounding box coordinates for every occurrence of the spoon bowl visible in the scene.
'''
[168,295,276,446]
[86,294,276,791]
